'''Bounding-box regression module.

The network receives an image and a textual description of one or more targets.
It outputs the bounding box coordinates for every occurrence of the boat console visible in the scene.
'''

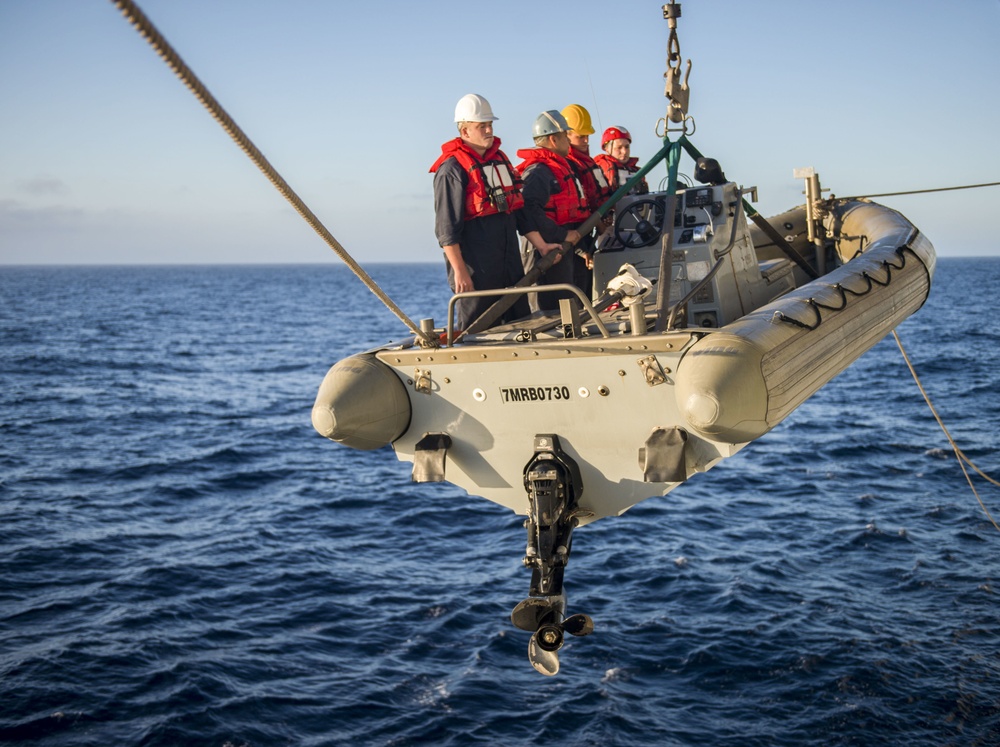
[592,182,795,328]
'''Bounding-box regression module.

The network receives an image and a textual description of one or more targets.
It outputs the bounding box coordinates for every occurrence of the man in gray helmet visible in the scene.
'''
[515,110,591,312]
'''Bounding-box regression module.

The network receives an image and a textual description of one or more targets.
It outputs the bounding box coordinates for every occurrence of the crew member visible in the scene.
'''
[562,103,612,296]
[430,94,532,330]
[516,110,590,312]
[595,126,648,196]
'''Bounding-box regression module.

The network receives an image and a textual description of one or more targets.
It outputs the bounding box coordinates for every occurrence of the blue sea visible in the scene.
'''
[1,258,998,746]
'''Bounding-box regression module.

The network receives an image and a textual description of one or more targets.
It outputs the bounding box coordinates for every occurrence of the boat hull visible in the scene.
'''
[373,331,743,523]
[313,197,935,523]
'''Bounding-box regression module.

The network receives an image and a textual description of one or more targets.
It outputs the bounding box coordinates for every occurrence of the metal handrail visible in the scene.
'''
[446,285,611,345]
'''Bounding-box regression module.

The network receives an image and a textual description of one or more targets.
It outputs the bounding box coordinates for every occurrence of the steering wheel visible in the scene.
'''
[613,198,666,249]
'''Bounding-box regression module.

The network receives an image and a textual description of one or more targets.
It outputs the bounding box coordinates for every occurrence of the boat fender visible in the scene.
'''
[311,354,411,450]
[675,335,770,443]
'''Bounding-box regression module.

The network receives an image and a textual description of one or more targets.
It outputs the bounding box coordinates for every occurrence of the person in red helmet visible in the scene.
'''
[595,126,648,196]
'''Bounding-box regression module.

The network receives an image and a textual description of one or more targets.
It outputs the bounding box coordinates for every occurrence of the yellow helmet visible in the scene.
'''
[561,104,595,135]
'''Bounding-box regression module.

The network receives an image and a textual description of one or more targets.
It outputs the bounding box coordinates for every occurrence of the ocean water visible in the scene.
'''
[1,258,998,746]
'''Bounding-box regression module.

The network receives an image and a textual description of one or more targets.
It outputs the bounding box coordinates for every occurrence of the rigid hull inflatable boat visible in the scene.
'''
[313,173,936,673]
[313,183,936,518]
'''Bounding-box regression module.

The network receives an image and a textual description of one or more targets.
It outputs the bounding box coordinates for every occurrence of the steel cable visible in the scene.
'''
[839,181,1000,200]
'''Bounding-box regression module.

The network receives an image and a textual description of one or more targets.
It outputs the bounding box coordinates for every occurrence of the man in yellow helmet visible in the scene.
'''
[561,103,612,296]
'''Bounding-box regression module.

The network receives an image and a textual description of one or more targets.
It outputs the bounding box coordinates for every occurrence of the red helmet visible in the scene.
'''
[601,126,631,148]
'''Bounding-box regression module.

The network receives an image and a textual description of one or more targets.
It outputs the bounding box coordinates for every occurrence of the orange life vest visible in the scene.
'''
[595,153,646,194]
[566,148,611,211]
[429,137,524,219]
[515,148,590,226]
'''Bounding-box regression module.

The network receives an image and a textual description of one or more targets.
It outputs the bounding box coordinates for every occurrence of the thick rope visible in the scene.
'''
[110,0,433,346]
[893,330,1000,532]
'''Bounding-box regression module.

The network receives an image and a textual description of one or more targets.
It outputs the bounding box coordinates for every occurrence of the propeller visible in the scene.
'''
[528,632,560,676]
[516,598,594,676]
[562,613,594,637]
[511,596,558,632]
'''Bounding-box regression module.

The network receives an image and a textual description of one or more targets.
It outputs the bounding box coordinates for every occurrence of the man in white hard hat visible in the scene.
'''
[515,110,590,312]
[430,94,559,330]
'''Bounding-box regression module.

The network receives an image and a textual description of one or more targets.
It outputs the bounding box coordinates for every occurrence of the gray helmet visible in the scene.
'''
[532,110,570,138]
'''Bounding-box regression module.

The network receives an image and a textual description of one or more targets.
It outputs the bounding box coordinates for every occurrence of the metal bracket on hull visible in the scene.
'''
[512,434,594,675]
[412,432,452,483]
[640,426,689,482]
[558,298,582,339]
[413,368,432,394]
[637,355,669,386]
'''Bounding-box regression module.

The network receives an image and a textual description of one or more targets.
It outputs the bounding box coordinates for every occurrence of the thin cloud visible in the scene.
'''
[15,177,71,197]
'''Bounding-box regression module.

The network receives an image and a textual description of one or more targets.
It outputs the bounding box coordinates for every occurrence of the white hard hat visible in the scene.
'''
[454,93,498,123]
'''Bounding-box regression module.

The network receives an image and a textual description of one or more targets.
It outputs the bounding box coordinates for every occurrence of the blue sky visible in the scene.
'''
[2,0,999,264]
